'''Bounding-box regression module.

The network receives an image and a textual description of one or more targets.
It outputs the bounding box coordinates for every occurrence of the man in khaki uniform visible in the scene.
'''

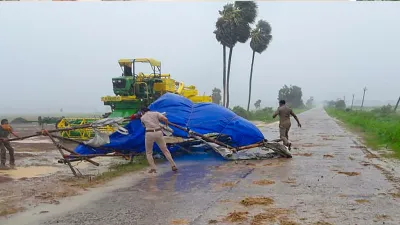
[0,119,20,169]
[272,100,301,150]
[139,107,177,173]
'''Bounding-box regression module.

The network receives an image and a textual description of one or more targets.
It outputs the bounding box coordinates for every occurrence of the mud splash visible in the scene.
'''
[293,153,313,157]
[282,178,297,184]
[225,211,249,222]
[355,199,369,204]
[314,221,333,225]
[170,219,189,225]
[251,208,292,225]
[241,197,274,206]
[337,171,360,176]
[215,181,237,190]
[252,179,275,186]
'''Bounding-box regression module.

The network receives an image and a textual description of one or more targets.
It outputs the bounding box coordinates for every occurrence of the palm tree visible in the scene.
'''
[214,6,235,107]
[225,2,258,108]
[214,27,226,107]
[214,1,257,108]
[246,20,272,112]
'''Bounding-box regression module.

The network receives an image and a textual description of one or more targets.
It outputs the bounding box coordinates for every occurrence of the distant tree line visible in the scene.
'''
[212,83,314,113]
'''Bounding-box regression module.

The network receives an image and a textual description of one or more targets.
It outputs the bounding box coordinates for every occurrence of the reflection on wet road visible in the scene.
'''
[7,108,400,225]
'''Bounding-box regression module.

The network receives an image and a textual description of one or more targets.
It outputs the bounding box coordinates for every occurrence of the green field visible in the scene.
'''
[326,108,400,158]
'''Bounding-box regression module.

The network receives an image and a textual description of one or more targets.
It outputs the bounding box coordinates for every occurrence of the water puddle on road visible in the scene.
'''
[0,166,60,179]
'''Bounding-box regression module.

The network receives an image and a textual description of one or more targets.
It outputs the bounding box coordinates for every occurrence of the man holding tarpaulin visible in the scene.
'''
[273,100,301,150]
[130,108,178,173]
[0,119,20,169]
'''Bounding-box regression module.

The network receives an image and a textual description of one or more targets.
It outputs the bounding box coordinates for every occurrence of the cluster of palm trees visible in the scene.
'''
[213,1,272,111]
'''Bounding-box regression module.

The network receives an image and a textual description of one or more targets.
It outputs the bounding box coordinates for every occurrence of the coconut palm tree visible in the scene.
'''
[225,2,258,108]
[246,20,272,112]
[214,1,257,108]
[214,12,236,107]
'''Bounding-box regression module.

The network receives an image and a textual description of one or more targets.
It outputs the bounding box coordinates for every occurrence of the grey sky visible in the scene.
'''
[0,2,399,114]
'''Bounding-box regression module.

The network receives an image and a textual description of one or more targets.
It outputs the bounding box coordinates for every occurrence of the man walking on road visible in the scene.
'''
[0,119,20,169]
[273,100,301,150]
[138,107,178,174]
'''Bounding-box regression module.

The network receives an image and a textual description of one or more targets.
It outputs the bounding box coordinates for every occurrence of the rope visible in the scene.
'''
[185,101,196,129]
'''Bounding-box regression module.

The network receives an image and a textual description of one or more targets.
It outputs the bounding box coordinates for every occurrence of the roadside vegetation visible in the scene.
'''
[212,84,314,122]
[71,155,149,189]
[325,100,400,158]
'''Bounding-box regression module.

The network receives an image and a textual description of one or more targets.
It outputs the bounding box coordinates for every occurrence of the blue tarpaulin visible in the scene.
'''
[74,93,265,155]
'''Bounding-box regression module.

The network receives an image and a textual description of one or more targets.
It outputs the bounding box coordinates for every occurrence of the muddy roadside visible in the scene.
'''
[0,123,131,217]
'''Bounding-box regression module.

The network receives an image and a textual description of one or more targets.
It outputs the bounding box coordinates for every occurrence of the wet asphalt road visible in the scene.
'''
[6,108,400,225]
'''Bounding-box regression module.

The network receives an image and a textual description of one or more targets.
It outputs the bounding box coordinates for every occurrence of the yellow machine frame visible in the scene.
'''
[56,118,115,140]
[118,58,161,68]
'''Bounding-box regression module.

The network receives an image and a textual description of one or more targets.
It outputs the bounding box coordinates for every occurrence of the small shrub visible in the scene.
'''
[232,106,249,119]
[335,100,346,110]
[10,117,29,124]
[371,104,393,115]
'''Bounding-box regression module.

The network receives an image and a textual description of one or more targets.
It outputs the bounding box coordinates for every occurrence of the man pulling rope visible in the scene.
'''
[132,107,178,174]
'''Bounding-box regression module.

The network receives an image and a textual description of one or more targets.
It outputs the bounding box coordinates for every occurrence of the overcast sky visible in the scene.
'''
[0,2,399,114]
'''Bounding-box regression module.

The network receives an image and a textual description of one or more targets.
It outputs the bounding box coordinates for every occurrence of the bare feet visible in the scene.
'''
[172,166,178,172]
[148,169,157,173]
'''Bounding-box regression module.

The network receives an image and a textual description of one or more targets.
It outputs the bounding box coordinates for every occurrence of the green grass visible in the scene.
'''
[325,108,400,158]
[78,155,149,188]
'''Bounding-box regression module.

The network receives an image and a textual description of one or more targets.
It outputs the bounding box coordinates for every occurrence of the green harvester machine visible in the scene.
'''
[55,58,212,140]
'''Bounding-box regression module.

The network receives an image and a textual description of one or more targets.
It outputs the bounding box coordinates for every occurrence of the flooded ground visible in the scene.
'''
[2,108,400,225]
[0,166,60,179]
[0,123,127,216]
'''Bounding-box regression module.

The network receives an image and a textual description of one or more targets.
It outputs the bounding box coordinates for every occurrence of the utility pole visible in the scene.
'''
[351,94,355,109]
[395,96,400,112]
[361,87,367,109]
